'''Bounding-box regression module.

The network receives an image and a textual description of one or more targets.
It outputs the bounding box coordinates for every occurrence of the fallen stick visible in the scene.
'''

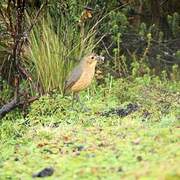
[0,96,39,119]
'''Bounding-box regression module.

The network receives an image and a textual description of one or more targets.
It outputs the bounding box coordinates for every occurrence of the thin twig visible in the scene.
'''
[27,1,48,34]
[7,0,14,34]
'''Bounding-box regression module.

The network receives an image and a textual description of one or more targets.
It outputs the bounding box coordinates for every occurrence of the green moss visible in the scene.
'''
[0,77,179,179]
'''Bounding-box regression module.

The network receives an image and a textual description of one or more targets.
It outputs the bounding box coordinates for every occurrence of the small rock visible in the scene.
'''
[32,167,54,178]
[132,138,141,145]
[117,167,123,172]
[143,110,151,118]
[76,145,85,151]
[137,155,143,161]
[14,157,19,161]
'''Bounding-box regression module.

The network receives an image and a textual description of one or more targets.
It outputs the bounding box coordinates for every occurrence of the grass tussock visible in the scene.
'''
[28,14,96,93]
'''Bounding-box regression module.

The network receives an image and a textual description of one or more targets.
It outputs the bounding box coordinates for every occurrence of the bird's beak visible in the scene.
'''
[97,55,105,63]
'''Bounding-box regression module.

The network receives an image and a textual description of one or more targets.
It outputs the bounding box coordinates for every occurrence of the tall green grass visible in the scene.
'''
[28,14,96,94]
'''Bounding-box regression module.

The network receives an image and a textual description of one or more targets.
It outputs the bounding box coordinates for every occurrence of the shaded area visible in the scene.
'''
[101,103,139,117]
[32,167,54,178]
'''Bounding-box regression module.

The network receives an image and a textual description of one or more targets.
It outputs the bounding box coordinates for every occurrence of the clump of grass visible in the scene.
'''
[28,14,96,93]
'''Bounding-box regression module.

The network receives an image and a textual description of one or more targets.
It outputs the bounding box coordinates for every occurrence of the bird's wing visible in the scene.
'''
[64,65,83,91]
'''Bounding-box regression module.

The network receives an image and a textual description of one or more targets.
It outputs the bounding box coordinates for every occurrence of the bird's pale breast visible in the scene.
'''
[70,67,95,92]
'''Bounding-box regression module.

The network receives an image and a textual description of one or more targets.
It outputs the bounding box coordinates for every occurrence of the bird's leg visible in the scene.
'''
[77,94,90,112]
[72,92,78,108]
[69,93,78,112]
[73,93,81,107]
[73,93,90,112]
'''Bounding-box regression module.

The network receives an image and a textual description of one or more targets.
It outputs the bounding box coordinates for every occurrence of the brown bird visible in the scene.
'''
[64,53,104,109]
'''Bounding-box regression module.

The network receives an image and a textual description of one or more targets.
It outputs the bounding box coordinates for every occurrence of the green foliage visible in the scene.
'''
[139,22,147,36]
[171,64,180,81]
[18,75,180,126]
[108,11,129,41]
[28,13,96,93]
[0,81,12,106]
[28,16,67,93]
[0,76,179,179]
[0,118,26,142]
[48,0,87,23]
[167,12,180,38]
[131,57,150,78]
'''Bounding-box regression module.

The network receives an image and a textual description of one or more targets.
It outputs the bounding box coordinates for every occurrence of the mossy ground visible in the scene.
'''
[0,76,179,179]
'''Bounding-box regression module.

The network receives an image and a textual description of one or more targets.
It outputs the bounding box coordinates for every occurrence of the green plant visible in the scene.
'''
[28,13,96,93]
[167,12,180,38]
[170,64,180,81]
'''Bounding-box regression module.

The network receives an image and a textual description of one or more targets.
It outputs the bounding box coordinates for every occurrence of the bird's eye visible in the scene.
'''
[91,56,94,59]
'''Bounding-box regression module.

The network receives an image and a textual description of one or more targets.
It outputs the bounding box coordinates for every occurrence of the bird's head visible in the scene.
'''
[82,53,104,67]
